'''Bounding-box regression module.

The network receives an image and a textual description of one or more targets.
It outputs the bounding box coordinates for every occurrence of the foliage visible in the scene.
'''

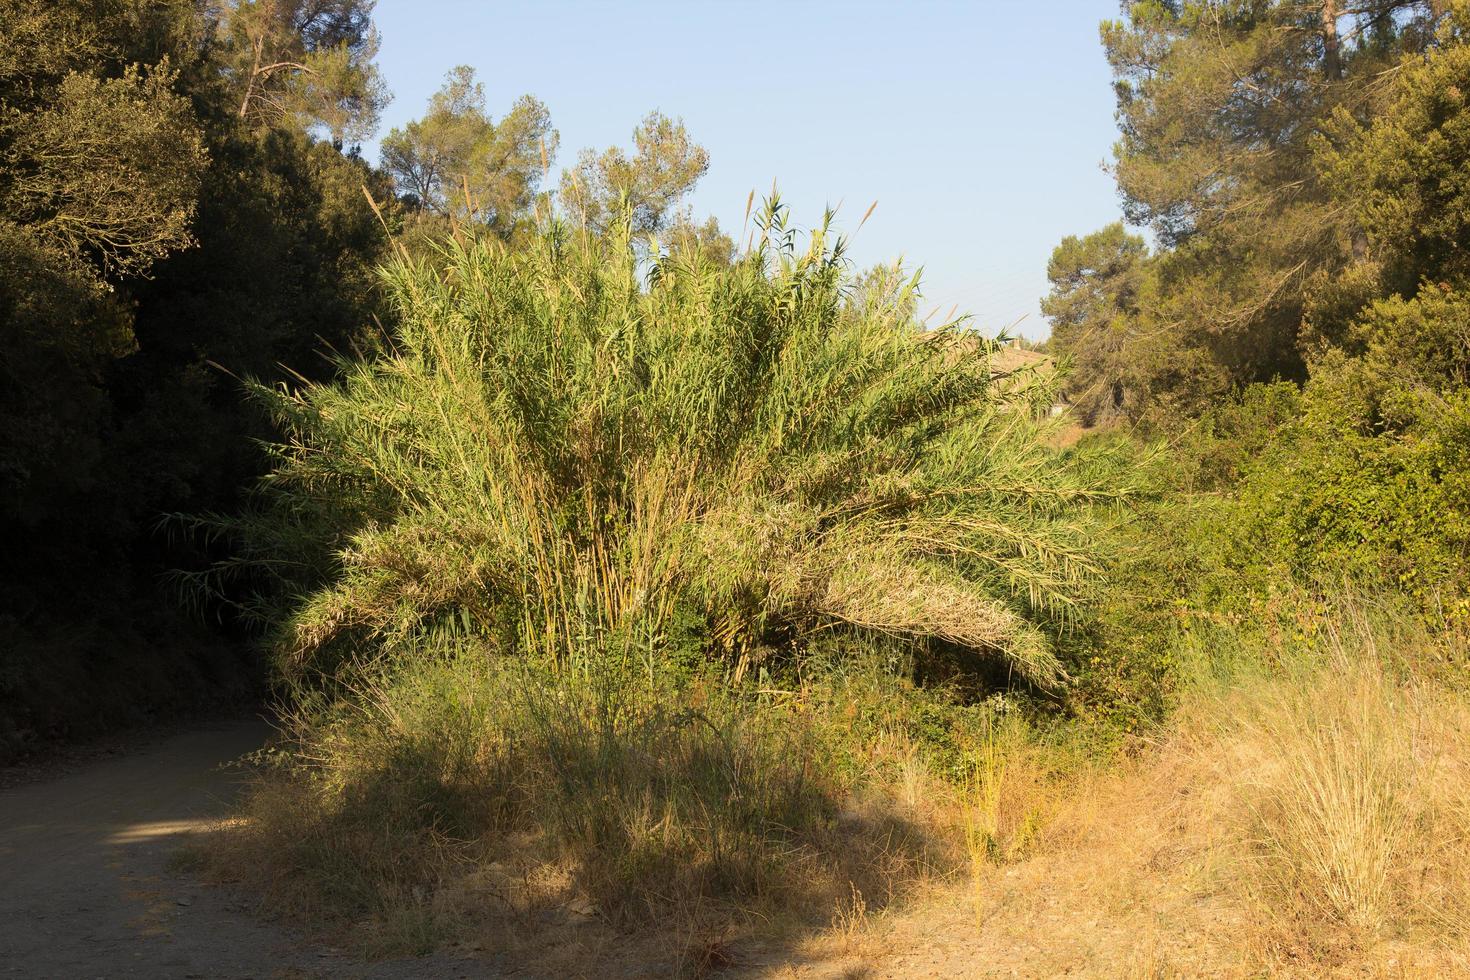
[220,0,389,145]
[559,111,711,236]
[197,204,1122,689]
[1,64,207,279]
[380,65,557,237]
[1231,310,1470,612]
[660,208,737,267]
[1049,1,1449,422]
[847,259,923,327]
[1318,9,1470,287]
[0,0,393,748]
[1123,13,1470,623]
[1035,6,1470,685]
[1041,223,1152,423]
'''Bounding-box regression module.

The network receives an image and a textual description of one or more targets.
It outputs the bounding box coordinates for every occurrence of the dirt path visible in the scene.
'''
[0,718,1237,979]
[0,718,473,979]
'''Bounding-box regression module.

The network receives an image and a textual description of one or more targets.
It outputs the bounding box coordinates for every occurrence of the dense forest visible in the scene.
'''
[1041,0,1470,675]
[2,0,392,745]
[5,0,1470,975]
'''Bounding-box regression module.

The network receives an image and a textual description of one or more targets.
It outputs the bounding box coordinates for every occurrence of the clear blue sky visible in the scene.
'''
[366,1,1125,341]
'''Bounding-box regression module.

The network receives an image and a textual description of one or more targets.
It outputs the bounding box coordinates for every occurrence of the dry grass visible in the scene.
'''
[195,650,996,975]
[793,609,1470,978]
[196,596,1470,976]
[1197,621,1470,966]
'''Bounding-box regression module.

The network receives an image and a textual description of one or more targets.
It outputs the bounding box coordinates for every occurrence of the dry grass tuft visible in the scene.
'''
[815,607,1470,977]
[197,650,993,973]
[1202,624,1470,963]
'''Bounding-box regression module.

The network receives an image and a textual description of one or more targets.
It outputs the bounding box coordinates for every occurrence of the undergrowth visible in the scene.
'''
[1175,603,1470,964]
[207,647,1072,969]
[968,601,1470,977]
[187,205,1470,976]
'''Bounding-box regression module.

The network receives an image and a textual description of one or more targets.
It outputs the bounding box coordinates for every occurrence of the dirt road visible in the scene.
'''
[0,719,469,979]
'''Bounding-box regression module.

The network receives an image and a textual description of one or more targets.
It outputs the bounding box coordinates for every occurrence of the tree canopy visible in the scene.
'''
[381,66,556,236]
[560,111,711,236]
[222,0,389,145]
[1047,0,1453,423]
[0,0,394,743]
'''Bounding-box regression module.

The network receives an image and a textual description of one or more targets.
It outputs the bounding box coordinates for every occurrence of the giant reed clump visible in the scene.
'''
[191,202,1118,686]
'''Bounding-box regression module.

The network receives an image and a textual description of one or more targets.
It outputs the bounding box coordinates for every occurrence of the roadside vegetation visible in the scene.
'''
[7,0,1470,976]
[189,204,1122,969]
[203,2,1470,975]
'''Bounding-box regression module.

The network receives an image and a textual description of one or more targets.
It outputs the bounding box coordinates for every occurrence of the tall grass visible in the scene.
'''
[184,205,1126,967]
[899,602,1470,976]
[186,202,1119,687]
[1169,604,1470,959]
[205,647,986,966]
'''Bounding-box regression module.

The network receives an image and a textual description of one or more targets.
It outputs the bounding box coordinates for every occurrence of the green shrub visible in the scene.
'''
[192,204,1122,688]
[1184,287,1470,623]
[1084,278,1470,706]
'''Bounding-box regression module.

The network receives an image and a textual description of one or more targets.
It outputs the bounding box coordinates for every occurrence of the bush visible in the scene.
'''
[1168,287,1470,625]
[193,204,1121,688]
[185,207,1129,965]
[1085,287,1470,702]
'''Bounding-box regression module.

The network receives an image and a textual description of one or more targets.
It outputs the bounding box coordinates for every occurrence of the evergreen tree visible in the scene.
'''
[560,111,711,236]
[380,66,557,238]
[1048,0,1450,422]
[0,0,393,749]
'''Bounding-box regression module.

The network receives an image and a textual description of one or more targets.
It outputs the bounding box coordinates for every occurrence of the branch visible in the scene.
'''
[254,61,315,79]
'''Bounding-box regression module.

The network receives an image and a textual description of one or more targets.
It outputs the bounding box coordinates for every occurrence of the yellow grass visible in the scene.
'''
[195,607,1470,976]
[796,612,1470,977]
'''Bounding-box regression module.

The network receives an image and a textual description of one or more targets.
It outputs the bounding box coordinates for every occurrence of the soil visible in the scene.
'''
[0,717,474,979]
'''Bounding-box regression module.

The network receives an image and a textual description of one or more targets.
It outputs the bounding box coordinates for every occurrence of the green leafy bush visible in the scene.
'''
[196,205,1120,687]
[1214,287,1470,618]
[1089,282,1470,678]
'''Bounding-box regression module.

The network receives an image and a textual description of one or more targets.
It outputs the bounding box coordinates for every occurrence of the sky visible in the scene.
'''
[365,1,1126,341]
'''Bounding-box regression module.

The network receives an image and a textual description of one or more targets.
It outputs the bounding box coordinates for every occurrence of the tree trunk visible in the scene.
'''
[237,0,277,120]
[1321,0,1342,81]
[238,35,263,119]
